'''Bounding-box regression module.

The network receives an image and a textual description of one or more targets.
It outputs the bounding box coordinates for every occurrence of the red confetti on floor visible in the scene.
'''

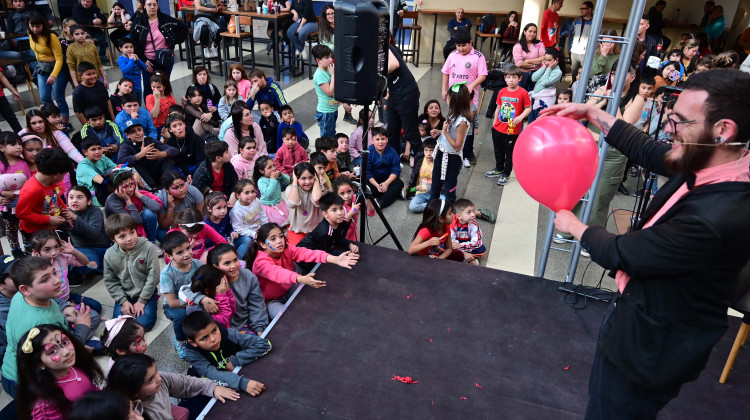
[448,328,451,334]
[475,383,483,389]
[407,294,413,299]
[564,365,570,370]
[429,338,433,342]
[392,375,419,384]
[460,397,468,400]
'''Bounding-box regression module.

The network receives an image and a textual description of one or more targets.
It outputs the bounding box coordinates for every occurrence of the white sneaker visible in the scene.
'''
[203,47,210,57]
[210,46,219,58]
[553,234,567,244]
[580,248,590,258]
[463,158,471,168]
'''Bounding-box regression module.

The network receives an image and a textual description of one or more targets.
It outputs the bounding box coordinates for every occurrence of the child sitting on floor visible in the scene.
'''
[285,162,324,246]
[203,192,235,241]
[230,180,267,259]
[246,223,358,319]
[183,311,270,396]
[297,192,359,273]
[333,177,360,242]
[185,265,236,328]
[231,136,260,180]
[167,207,228,263]
[253,156,291,226]
[449,198,487,265]
[408,199,464,262]
[63,187,112,273]
[101,315,148,371]
[274,127,309,177]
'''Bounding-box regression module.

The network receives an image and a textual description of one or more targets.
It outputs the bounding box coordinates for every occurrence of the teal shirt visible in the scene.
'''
[76,156,117,206]
[1,293,65,382]
[257,174,291,206]
[313,68,339,113]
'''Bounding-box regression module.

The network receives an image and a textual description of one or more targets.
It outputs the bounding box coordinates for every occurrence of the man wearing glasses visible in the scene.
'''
[568,1,594,79]
[548,69,750,418]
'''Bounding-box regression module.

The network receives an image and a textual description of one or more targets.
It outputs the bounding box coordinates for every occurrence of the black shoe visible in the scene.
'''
[617,183,629,195]
[343,112,357,124]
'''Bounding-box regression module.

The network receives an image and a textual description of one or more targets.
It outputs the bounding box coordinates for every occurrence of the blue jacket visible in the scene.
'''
[80,120,125,161]
[115,108,158,139]
[117,55,148,91]
[246,77,287,110]
[367,144,401,181]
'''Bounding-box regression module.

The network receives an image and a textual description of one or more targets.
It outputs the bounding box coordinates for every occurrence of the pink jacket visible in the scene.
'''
[19,129,84,163]
[212,289,237,328]
[224,124,266,156]
[253,245,328,300]
[274,143,309,176]
[230,153,257,180]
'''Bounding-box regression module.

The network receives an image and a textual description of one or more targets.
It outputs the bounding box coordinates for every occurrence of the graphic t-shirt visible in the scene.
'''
[493,87,531,135]
[416,158,434,194]
[441,48,489,107]
[541,9,559,48]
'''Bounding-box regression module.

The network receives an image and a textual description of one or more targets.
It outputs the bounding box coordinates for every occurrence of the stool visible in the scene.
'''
[398,11,421,66]
[220,31,255,77]
[289,32,318,79]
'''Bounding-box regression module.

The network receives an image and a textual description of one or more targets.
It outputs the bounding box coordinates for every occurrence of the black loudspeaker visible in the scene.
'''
[333,0,390,105]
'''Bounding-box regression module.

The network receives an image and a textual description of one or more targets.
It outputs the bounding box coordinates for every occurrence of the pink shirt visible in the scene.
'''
[31,367,97,420]
[212,289,237,327]
[441,47,488,106]
[237,79,252,100]
[615,151,750,292]
[144,19,168,60]
[53,253,84,301]
[253,245,329,300]
[230,153,258,180]
[348,125,369,159]
[224,124,266,156]
[274,143,309,176]
[513,42,546,71]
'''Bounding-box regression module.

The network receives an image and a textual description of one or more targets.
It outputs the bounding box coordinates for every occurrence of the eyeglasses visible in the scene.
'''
[665,113,702,133]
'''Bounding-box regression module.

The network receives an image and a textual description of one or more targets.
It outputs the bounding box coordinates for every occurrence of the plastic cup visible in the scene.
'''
[256,6,261,13]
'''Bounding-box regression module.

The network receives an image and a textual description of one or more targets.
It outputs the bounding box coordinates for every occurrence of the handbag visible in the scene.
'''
[147,19,173,67]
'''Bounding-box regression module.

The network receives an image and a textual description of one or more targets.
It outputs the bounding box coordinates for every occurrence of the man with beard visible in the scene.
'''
[545,69,750,419]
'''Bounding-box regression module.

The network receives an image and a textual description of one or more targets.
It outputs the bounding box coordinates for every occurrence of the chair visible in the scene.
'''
[474,17,502,56]
[719,259,750,383]
[220,27,255,77]
[398,11,421,66]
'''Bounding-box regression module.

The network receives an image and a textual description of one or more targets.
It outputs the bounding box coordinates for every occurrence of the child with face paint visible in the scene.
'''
[244,223,359,319]
[17,324,104,418]
[100,315,148,373]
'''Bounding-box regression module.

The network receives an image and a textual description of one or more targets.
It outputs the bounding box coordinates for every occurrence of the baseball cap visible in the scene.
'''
[0,255,16,277]
[124,119,143,133]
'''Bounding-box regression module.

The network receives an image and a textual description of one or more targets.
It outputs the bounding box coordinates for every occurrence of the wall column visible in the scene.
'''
[520,0,546,34]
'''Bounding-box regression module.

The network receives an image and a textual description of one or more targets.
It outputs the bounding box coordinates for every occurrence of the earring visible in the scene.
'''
[714,137,726,144]
[40,366,45,370]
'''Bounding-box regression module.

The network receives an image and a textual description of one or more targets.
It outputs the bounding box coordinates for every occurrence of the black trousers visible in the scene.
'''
[491,128,518,175]
[429,150,461,204]
[0,96,22,132]
[369,174,404,209]
[585,349,681,420]
[386,88,420,155]
[133,157,174,190]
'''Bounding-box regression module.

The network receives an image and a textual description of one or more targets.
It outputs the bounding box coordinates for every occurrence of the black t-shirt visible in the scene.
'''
[387,45,418,97]
[73,82,112,120]
[258,114,279,154]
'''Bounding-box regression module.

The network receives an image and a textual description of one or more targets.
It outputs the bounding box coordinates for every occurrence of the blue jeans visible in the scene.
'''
[113,293,158,331]
[315,110,338,138]
[163,305,187,341]
[409,193,444,213]
[37,70,72,117]
[75,246,108,273]
[352,157,361,167]
[287,21,318,53]
[156,225,169,243]
[133,88,143,105]
[233,235,253,259]
[142,208,159,242]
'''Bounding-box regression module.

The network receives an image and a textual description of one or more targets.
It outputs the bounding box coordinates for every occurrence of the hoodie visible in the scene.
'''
[185,323,272,392]
[103,237,160,304]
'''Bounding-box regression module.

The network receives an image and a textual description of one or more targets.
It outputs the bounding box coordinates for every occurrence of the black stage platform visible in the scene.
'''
[202,244,750,419]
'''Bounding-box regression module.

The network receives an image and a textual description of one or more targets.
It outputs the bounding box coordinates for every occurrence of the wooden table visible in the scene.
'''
[181,7,292,80]
[420,9,513,66]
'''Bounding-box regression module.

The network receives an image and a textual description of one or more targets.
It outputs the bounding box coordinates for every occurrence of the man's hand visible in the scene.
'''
[554,210,588,240]
[133,301,146,317]
[245,380,265,396]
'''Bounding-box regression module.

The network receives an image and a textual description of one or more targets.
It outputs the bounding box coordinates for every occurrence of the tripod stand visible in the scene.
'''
[356,103,403,250]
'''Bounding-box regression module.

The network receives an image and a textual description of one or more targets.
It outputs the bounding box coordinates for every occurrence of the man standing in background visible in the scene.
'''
[541,0,564,48]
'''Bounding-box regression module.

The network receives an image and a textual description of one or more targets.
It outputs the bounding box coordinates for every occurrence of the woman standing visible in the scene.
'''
[287,0,318,57]
[513,23,545,90]
[19,109,83,163]
[130,0,187,96]
[28,12,71,126]
[223,102,266,157]
[318,4,355,124]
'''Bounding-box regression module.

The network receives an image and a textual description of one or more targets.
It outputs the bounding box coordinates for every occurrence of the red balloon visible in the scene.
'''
[513,116,599,212]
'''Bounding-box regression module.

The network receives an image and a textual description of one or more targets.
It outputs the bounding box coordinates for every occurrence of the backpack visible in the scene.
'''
[480,14,497,34]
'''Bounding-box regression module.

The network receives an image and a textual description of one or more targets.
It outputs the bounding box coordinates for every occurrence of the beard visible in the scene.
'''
[663,130,715,174]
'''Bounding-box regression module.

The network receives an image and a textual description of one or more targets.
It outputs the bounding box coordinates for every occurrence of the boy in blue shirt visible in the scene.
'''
[115,93,158,139]
[311,44,339,138]
[117,38,148,104]
[366,126,403,209]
